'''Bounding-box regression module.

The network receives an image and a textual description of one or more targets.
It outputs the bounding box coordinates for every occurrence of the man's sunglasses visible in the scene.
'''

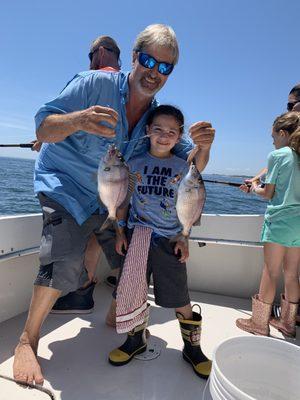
[287,101,300,111]
[137,52,174,76]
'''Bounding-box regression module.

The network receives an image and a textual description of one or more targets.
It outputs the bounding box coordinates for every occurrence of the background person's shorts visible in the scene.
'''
[261,215,300,247]
[114,229,190,308]
[35,193,124,295]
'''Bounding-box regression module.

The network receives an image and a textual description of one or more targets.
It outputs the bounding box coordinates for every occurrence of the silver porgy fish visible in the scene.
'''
[98,144,131,231]
[175,164,206,243]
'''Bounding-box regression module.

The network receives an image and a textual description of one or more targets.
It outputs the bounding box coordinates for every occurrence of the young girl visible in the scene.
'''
[236,111,300,337]
[108,105,211,379]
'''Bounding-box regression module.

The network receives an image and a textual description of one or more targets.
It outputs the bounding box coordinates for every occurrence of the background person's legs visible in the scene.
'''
[269,247,300,337]
[236,243,286,336]
[259,243,286,304]
[95,222,124,287]
[106,298,117,327]
[84,233,102,283]
[51,233,101,314]
[282,247,300,303]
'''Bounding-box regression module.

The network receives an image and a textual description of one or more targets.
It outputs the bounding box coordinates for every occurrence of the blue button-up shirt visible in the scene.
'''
[34,70,194,225]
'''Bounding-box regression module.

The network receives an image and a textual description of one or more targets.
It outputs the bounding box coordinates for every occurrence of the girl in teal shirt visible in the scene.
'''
[237,111,300,338]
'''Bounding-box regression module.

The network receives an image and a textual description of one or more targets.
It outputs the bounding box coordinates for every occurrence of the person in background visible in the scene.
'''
[32,35,122,315]
[236,111,300,337]
[13,24,215,386]
[241,83,300,326]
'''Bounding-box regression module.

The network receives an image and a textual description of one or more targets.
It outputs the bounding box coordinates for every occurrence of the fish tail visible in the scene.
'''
[99,216,118,232]
[169,234,189,245]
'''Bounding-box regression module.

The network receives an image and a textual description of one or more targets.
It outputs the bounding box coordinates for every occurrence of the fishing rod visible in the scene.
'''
[0,143,34,148]
[0,143,251,188]
[203,179,248,188]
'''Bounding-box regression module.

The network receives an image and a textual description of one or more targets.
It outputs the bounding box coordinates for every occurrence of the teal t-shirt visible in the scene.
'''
[127,152,189,237]
[265,146,300,221]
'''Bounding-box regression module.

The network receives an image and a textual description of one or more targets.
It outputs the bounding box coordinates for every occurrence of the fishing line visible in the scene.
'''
[0,374,56,399]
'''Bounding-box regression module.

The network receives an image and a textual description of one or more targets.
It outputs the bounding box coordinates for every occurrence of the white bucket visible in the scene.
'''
[208,336,300,400]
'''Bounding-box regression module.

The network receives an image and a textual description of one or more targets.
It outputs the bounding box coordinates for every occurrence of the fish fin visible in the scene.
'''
[192,216,202,226]
[192,179,207,226]
[119,172,136,209]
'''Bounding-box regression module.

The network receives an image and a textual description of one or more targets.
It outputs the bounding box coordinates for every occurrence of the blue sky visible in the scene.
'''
[0,0,299,175]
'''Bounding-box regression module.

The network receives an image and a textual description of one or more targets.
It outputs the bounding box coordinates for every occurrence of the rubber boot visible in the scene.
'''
[177,306,212,379]
[270,294,298,338]
[236,294,272,336]
[108,315,148,366]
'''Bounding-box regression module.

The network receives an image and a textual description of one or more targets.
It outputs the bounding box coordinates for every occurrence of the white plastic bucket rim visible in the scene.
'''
[210,370,237,400]
[211,335,300,400]
[209,375,224,400]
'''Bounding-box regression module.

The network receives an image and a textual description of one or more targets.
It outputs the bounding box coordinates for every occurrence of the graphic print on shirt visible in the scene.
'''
[133,172,146,207]
[135,164,180,220]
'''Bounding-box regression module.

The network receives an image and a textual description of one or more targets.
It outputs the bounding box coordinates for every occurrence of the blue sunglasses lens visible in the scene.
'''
[140,53,156,69]
[138,53,173,76]
[158,63,173,75]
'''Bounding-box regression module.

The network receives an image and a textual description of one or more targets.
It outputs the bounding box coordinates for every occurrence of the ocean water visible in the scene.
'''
[0,157,267,216]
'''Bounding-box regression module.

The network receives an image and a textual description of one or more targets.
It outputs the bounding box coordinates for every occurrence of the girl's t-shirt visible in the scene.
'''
[127,152,189,237]
[265,146,300,221]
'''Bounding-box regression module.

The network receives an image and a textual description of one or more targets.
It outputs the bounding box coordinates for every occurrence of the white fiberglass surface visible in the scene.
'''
[0,285,297,400]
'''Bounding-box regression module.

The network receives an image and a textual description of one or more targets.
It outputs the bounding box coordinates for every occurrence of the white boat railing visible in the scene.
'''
[190,236,262,247]
[0,213,270,323]
[0,213,42,258]
[0,246,40,262]
[0,212,264,260]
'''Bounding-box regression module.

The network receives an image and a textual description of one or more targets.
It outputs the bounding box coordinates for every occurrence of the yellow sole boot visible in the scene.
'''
[109,319,147,366]
[177,306,212,380]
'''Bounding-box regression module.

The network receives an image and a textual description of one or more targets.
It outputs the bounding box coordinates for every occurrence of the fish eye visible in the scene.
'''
[104,167,111,171]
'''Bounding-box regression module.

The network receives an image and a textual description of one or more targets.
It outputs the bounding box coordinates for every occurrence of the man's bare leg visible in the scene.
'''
[13,285,61,385]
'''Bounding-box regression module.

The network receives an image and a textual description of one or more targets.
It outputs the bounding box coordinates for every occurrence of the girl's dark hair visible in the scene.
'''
[273,111,300,155]
[146,105,184,134]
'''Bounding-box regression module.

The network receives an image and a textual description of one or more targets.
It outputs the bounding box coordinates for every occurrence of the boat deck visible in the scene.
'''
[0,284,298,400]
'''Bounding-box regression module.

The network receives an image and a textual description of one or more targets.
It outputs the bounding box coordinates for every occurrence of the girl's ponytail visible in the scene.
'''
[273,111,300,155]
[289,128,300,155]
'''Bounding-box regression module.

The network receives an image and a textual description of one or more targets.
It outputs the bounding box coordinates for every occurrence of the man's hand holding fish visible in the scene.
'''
[187,121,215,171]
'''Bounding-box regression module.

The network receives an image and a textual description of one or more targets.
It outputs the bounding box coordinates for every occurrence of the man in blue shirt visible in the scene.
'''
[32,35,122,313]
[13,24,215,385]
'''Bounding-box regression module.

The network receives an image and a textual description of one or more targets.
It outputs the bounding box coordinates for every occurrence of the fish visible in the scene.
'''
[97,144,134,231]
[173,163,206,244]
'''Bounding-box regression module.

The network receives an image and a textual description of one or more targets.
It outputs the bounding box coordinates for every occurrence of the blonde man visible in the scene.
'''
[13,24,215,385]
